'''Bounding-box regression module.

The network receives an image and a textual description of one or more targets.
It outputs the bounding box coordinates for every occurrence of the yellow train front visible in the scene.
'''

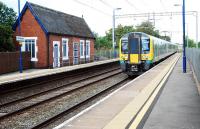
[119,32,177,76]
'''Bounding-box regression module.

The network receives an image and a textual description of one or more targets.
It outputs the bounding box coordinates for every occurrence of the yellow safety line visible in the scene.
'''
[129,55,180,129]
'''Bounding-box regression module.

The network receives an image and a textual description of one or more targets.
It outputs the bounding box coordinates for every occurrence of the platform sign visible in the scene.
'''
[16,36,25,42]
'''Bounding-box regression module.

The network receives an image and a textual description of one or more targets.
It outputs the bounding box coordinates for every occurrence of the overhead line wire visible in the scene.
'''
[74,0,111,16]
[125,0,139,12]
[99,0,113,9]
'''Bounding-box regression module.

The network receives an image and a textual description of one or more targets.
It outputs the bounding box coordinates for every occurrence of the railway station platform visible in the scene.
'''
[142,58,200,129]
[53,53,200,129]
[0,59,118,85]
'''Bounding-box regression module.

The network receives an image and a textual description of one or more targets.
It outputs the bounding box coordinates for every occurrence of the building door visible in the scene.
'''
[53,41,60,68]
[73,42,79,65]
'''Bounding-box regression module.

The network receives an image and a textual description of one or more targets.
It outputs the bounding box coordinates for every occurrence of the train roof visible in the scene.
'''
[122,32,148,38]
[122,32,177,46]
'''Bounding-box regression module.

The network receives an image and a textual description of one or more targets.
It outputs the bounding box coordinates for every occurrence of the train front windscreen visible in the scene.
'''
[121,37,140,54]
[121,38,128,54]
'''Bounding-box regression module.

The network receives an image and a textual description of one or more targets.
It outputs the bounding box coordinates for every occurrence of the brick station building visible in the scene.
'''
[13,2,95,68]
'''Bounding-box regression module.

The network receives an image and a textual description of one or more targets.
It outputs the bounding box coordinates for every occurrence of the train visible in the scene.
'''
[119,32,178,76]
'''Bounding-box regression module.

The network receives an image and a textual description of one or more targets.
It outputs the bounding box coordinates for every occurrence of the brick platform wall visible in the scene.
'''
[0,52,31,74]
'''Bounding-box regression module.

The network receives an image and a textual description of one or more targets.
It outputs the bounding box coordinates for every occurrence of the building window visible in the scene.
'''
[73,42,79,65]
[86,40,90,58]
[80,40,84,58]
[62,38,69,60]
[23,38,37,61]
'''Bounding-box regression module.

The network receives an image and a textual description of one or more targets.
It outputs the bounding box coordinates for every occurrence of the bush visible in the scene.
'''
[0,25,15,52]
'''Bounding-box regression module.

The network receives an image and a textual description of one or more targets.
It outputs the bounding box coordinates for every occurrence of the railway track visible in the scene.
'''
[0,65,130,129]
[0,62,119,95]
[0,67,120,107]
[34,78,130,129]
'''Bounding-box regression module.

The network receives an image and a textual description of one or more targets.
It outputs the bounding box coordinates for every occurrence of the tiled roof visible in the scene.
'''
[14,2,95,38]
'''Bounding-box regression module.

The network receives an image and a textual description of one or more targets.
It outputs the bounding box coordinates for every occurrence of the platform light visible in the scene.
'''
[112,8,121,58]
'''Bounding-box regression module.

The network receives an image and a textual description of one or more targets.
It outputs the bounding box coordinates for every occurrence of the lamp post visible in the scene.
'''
[174,1,186,73]
[18,0,23,73]
[182,0,186,73]
[112,8,121,57]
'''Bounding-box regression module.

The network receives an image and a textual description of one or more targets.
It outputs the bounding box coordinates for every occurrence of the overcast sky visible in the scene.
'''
[2,0,200,43]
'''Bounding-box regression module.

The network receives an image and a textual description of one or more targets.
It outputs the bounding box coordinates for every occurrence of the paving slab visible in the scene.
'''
[142,57,200,129]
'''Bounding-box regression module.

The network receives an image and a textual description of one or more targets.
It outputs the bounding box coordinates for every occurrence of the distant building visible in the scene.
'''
[13,2,95,68]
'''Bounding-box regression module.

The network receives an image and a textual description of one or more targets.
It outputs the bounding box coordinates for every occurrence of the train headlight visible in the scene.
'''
[143,55,149,60]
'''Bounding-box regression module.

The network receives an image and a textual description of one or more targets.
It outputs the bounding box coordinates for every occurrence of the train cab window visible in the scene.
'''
[142,38,150,54]
[129,38,139,54]
[121,40,128,54]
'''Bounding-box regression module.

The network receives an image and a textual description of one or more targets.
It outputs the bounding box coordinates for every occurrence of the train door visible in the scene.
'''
[128,34,141,64]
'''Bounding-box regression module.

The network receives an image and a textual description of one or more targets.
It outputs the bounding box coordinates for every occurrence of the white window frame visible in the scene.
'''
[86,40,90,58]
[80,40,85,58]
[62,38,69,60]
[21,37,38,62]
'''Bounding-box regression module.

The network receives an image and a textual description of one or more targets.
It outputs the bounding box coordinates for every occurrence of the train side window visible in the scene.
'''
[142,38,150,54]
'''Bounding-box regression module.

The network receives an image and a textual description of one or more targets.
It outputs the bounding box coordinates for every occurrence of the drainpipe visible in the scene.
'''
[47,34,50,68]
[85,38,87,63]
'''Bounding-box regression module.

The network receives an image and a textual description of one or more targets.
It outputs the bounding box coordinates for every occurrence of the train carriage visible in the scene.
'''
[119,32,178,76]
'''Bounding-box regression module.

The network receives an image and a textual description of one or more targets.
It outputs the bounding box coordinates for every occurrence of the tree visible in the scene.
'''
[94,21,171,50]
[0,1,17,52]
[136,21,171,41]
[0,24,15,51]
[0,1,17,26]
[94,32,112,49]
[104,24,135,48]
[198,42,200,48]
[115,24,135,47]
[186,37,196,48]
[136,21,160,38]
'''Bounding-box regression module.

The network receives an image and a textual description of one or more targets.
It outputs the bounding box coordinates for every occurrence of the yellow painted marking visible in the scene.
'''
[129,55,179,129]
[130,54,139,63]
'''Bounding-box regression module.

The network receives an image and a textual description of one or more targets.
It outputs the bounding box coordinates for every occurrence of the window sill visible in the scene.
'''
[31,58,38,62]
[62,58,69,60]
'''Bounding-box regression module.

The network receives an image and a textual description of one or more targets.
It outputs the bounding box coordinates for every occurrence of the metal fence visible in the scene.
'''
[186,48,200,82]
[59,49,119,67]
[94,49,119,61]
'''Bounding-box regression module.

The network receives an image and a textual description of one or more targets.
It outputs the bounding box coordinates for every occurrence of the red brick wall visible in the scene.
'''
[49,34,94,67]
[90,39,95,61]
[14,8,48,68]
[0,52,31,74]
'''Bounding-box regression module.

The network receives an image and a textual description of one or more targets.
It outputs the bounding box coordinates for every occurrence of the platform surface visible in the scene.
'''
[54,54,180,129]
[0,59,118,85]
[142,58,200,129]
